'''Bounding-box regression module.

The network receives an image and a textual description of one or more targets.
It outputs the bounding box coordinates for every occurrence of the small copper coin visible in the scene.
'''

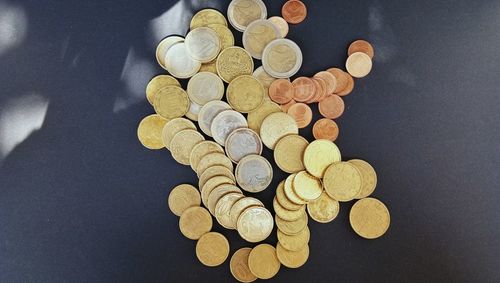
[230,248,257,283]
[318,94,345,119]
[336,72,355,96]
[326,68,350,94]
[314,71,337,95]
[281,99,296,112]
[312,118,339,141]
[292,77,315,102]
[307,78,326,103]
[348,39,375,59]
[269,79,294,104]
[287,103,312,128]
[282,0,307,24]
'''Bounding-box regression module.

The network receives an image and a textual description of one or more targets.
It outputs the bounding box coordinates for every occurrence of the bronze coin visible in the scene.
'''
[335,72,355,96]
[282,0,307,24]
[313,71,337,95]
[292,77,315,102]
[348,39,375,59]
[310,77,327,103]
[269,79,294,104]
[326,68,350,94]
[287,103,313,128]
[312,118,339,141]
[318,94,345,119]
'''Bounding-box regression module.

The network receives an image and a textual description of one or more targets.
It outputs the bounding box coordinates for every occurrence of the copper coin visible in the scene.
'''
[269,79,294,104]
[305,78,322,103]
[326,68,350,94]
[292,77,315,102]
[282,0,307,24]
[318,94,345,119]
[313,71,337,95]
[311,77,328,102]
[336,72,354,96]
[287,103,312,128]
[313,118,339,141]
[348,39,374,59]
[281,99,296,112]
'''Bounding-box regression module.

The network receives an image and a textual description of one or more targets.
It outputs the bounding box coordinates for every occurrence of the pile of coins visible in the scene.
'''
[137,0,389,281]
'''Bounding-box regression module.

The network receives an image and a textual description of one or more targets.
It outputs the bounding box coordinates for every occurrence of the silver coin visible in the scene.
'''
[225,128,263,163]
[187,72,224,106]
[198,100,232,137]
[210,110,248,146]
[229,197,264,229]
[165,42,201,79]
[236,206,274,243]
[155,36,184,70]
[185,100,202,121]
[227,0,267,32]
[268,16,289,38]
[185,27,221,63]
[235,154,273,193]
[242,19,281,59]
[262,38,303,79]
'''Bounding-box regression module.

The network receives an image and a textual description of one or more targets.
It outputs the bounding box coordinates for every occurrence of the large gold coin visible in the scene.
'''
[292,171,322,201]
[273,197,305,222]
[229,197,264,229]
[274,134,309,173]
[276,243,309,269]
[137,114,169,150]
[243,19,281,59]
[349,198,390,239]
[275,181,303,211]
[323,162,362,202]
[237,206,274,243]
[307,191,340,223]
[198,165,235,190]
[196,232,230,267]
[215,192,245,229]
[349,159,377,199]
[248,244,280,280]
[247,100,281,134]
[227,75,265,113]
[168,184,201,216]
[196,152,234,177]
[207,24,235,49]
[216,46,254,83]
[284,174,307,205]
[153,85,189,119]
[201,176,236,208]
[170,129,205,165]
[189,141,224,171]
[303,139,341,178]
[277,226,310,252]
[207,185,242,215]
[260,112,298,150]
[275,212,308,236]
[179,206,212,240]
[190,9,228,29]
[145,75,181,105]
[161,118,196,150]
[230,248,257,283]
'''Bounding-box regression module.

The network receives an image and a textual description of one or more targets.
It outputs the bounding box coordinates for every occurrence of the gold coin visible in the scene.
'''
[199,59,218,74]
[229,197,264,229]
[248,244,280,280]
[346,51,373,78]
[207,24,235,49]
[276,243,309,269]
[227,0,267,32]
[237,206,274,243]
[284,173,307,205]
[273,197,305,222]
[293,171,322,201]
[275,212,308,236]
[145,75,181,105]
[252,66,278,99]
[243,19,281,59]
[227,75,265,113]
[170,129,205,165]
[307,191,340,223]
[260,112,298,150]
[155,36,184,70]
[196,152,234,177]
[196,232,230,267]
[179,206,212,240]
[303,139,341,178]
[277,226,310,252]
[275,181,303,210]
[201,175,236,208]
[216,46,254,83]
[230,248,257,283]
[247,100,281,134]
[274,134,309,173]
[207,184,242,215]
[349,198,390,239]
[187,71,224,106]
[168,184,201,216]
[348,159,377,199]
[235,155,273,193]
[189,141,224,171]
[215,192,245,229]
[198,165,235,190]
[153,85,189,119]
[190,9,228,29]
[137,114,169,150]
[225,128,263,163]
[323,161,362,202]
[161,118,196,150]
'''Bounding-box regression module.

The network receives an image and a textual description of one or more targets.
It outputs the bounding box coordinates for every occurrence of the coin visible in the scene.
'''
[243,19,281,59]
[164,42,201,79]
[323,161,362,202]
[235,154,273,193]
[314,71,337,95]
[153,85,190,120]
[260,112,298,150]
[196,232,230,267]
[303,139,342,178]
[187,72,225,105]
[349,198,390,239]
[292,77,315,102]
[215,192,245,229]
[281,99,296,112]
[230,248,257,283]
[268,16,289,37]
[326,68,350,94]
[198,100,232,137]
[211,110,248,145]
[168,184,201,216]
[318,94,345,119]
[307,191,339,223]
[201,175,236,208]
[284,173,307,205]
[190,9,228,30]
[248,244,280,279]
[237,206,274,243]
[185,100,202,121]
[155,36,184,70]
[293,171,322,201]
[312,118,339,141]
[276,242,309,268]
[282,0,307,24]
[207,184,242,215]
[277,226,310,252]
[225,128,263,163]
[346,52,373,78]
[335,72,355,96]
[161,118,196,150]
[185,27,221,63]
[275,181,303,211]
[179,206,212,240]
[199,59,218,74]
[247,100,281,134]
[170,129,205,165]
[226,75,265,113]
[227,0,267,32]
[198,165,235,190]
[274,134,308,173]
[229,197,264,229]
[197,152,234,177]
[348,159,377,199]
[269,79,294,104]
[348,39,375,59]
[287,103,312,128]
[189,141,224,171]
[307,77,326,103]
[216,46,254,83]
[207,24,235,49]
[145,75,181,105]
[273,197,306,222]
[137,114,169,150]
[262,38,302,78]
[275,212,308,236]
[252,66,277,98]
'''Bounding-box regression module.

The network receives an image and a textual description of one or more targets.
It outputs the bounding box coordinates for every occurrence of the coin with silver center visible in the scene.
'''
[211,110,248,146]
[165,42,201,79]
[198,101,232,137]
[243,19,281,59]
[187,72,225,105]
[262,38,303,79]
[227,0,267,32]
[235,154,273,193]
[155,36,184,70]
[185,27,221,63]
[225,128,263,163]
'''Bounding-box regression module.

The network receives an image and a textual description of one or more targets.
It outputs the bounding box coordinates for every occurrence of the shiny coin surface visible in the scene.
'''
[282,0,307,24]
[153,85,189,120]
[350,198,390,239]
[145,75,181,105]
[318,94,345,119]
[187,72,225,105]
[216,46,254,83]
[229,197,264,229]
[287,102,312,128]
[179,206,212,240]
[189,141,224,171]
[323,161,362,202]
[198,165,235,190]
[346,51,373,78]
[273,197,306,222]
[275,181,303,211]
[247,100,281,134]
[225,128,263,163]
[303,139,341,178]
[207,24,235,49]
[268,16,289,37]
[197,152,234,177]
[185,27,221,63]
[276,242,309,268]
[226,75,265,113]
[274,134,308,174]
[137,114,169,150]
[156,36,184,70]
[314,71,337,95]
[312,118,339,142]
[227,0,267,32]
[293,171,322,201]
[235,154,273,193]
[185,100,202,121]
[168,184,201,216]
[198,100,232,137]
[307,191,340,223]
[196,232,230,266]
[277,225,310,252]
[162,118,196,150]
[201,175,236,208]
[230,248,257,283]
[215,192,245,229]
[248,244,280,279]
[208,184,242,215]
[262,38,302,78]
[252,66,277,98]
[348,159,377,199]
[348,39,375,59]
[243,19,281,59]
[284,173,307,205]
[292,77,315,102]
[260,112,298,150]
[237,206,274,243]
[275,212,308,236]
[211,110,248,145]
[269,78,294,104]
[164,42,201,79]
[326,67,351,94]
[190,9,228,29]
[170,129,205,165]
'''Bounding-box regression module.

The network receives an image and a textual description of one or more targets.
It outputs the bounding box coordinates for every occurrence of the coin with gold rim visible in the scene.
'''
[153,85,190,119]
[237,206,274,243]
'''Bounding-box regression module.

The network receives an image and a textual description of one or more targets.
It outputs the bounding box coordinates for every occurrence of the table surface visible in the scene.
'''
[0,0,499,282]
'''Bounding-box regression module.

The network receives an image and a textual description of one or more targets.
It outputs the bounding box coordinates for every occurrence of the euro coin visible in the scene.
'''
[282,0,307,24]
[237,206,274,243]
[248,244,280,280]
[207,24,235,49]
[260,112,298,150]
[211,110,248,145]
[313,71,337,95]
[349,198,390,239]
[275,181,303,211]
[292,77,315,102]
[207,184,242,215]
[262,38,302,78]
[326,67,351,94]
[318,94,345,119]
[275,212,308,236]
[273,197,305,222]
[198,100,232,137]
[269,78,294,104]
[161,118,196,150]
[215,192,245,229]
[185,27,221,63]
[226,75,265,113]
[185,100,202,121]
[235,155,273,193]
[323,161,362,202]
[229,197,264,229]
[201,175,236,208]
[283,173,307,205]
[145,75,180,105]
[153,85,189,120]
[348,39,375,59]
[335,72,355,96]
[348,159,378,199]
[268,16,289,37]
[247,100,281,134]
[303,139,341,178]
[137,114,169,150]
[189,141,224,171]
[196,232,230,267]
[277,226,309,252]
[306,191,339,223]
[346,51,373,78]
[287,102,312,128]
[312,118,339,142]
[168,184,201,216]
[187,71,224,105]
[243,19,281,59]
[273,134,308,173]
[155,35,184,70]
[196,152,234,177]
[216,46,254,83]
[199,59,218,74]
[170,129,205,165]
[292,171,322,201]
[252,66,277,98]
[230,248,257,283]
[198,165,235,190]
[225,128,263,163]
[179,206,212,240]
[164,42,201,79]
[190,9,228,30]
[227,0,267,32]
[276,242,309,268]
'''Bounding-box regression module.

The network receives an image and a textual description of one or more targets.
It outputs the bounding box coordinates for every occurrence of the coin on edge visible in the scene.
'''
[243,19,281,59]
[229,197,264,229]
[303,139,341,178]
[226,75,265,113]
[145,75,181,105]
[230,248,258,283]
[216,46,254,83]
[137,114,169,150]
[187,71,225,105]
[198,165,235,190]
[190,9,228,30]
[185,27,221,63]
[248,244,280,280]
[211,110,248,146]
[198,100,232,137]
[260,112,298,150]
[275,212,308,236]
[162,118,196,150]
[170,129,205,165]
[215,192,245,229]
[168,184,201,216]
[237,206,274,243]
[164,42,201,79]
[179,206,212,240]
[292,171,322,201]
[225,128,263,163]
[274,134,308,174]
[227,0,267,32]
[153,85,190,119]
[247,100,281,134]
[262,38,303,79]
[277,226,310,252]
[307,191,340,223]
[196,232,230,267]
[189,141,224,171]
[323,161,362,202]
[350,198,390,239]
[273,197,306,222]
[276,242,309,268]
